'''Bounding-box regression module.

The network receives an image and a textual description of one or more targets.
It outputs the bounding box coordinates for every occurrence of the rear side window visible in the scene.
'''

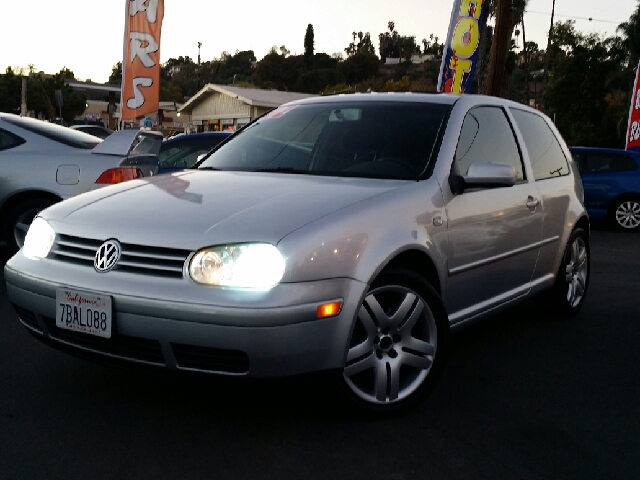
[583,152,638,174]
[159,136,227,168]
[3,116,101,149]
[510,108,569,180]
[0,128,26,152]
[455,106,525,182]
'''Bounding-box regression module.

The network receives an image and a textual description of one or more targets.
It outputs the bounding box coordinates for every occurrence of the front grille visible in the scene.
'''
[12,304,43,333]
[52,234,191,278]
[42,316,165,365]
[172,343,250,374]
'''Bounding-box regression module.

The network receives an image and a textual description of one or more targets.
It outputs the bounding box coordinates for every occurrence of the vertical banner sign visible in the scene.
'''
[437,0,488,94]
[121,0,165,122]
[626,63,640,151]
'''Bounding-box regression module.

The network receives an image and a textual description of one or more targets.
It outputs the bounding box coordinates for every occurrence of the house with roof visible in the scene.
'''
[177,84,316,132]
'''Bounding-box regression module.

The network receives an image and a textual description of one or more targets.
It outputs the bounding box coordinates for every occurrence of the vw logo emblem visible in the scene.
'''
[94,240,121,273]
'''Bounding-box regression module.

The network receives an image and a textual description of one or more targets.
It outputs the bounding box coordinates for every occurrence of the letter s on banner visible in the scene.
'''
[121,0,165,122]
[437,0,488,94]
[626,62,640,151]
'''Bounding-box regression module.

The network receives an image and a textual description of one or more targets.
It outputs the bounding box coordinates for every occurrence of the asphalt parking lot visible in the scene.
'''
[1,227,639,480]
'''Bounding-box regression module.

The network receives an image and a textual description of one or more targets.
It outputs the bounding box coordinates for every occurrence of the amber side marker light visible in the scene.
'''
[317,301,343,319]
[95,168,143,184]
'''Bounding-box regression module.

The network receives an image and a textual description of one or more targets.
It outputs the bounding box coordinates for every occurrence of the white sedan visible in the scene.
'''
[0,114,162,253]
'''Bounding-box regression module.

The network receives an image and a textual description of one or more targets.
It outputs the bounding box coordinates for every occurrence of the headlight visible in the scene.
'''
[189,244,285,290]
[23,217,56,259]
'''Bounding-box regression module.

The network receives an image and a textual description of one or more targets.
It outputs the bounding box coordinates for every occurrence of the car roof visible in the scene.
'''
[569,146,640,156]
[283,92,552,118]
[286,92,461,107]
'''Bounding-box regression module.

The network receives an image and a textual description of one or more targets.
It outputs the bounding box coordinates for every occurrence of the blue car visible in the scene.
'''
[158,132,232,174]
[569,147,640,231]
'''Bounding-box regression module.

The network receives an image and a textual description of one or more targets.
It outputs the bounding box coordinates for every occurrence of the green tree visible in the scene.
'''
[543,22,629,147]
[345,31,376,57]
[0,67,23,114]
[26,68,86,122]
[304,24,315,68]
[379,21,400,62]
[339,53,379,84]
[108,62,122,84]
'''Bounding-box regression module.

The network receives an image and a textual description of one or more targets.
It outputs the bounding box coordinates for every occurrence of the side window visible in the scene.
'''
[0,128,26,152]
[510,108,570,180]
[585,153,638,174]
[455,106,524,182]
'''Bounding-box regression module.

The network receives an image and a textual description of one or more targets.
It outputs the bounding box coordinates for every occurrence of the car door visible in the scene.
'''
[444,106,543,322]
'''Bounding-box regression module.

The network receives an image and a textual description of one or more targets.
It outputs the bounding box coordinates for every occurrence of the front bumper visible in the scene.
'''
[4,255,367,377]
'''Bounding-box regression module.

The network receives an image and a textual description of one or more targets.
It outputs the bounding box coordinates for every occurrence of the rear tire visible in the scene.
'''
[340,267,449,416]
[3,198,56,254]
[535,228,590,318]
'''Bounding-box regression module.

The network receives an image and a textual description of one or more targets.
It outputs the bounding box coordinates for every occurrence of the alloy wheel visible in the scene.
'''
[344,284,437,405]
[565,236,588,308]
[615,200,640,230]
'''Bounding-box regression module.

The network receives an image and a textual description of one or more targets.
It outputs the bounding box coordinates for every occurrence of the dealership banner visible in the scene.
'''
[626,62,640,151]
[121,0,165,122]
[437,0,488,94]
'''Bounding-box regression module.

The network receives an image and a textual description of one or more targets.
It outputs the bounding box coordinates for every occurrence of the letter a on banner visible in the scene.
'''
[437,0,488,94]
[121,0,165,122]
[626,62,640,151]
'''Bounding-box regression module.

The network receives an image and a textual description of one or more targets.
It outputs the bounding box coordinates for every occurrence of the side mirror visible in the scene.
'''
[196,153,207,163]
[449,161,517,195]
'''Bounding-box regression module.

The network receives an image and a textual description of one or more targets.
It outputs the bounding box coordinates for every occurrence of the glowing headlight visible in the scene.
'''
[189,244,285,290]
[23,217,56,259]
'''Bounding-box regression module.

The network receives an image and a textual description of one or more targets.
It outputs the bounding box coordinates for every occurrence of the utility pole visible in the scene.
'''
[486,0,513,97]
[20,77,27,116]
[542,0,556,90]
[197,41,202,91]
[521,11,530,106]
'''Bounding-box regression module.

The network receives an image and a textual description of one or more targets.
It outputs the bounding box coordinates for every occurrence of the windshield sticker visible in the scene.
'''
[264,105,298,119]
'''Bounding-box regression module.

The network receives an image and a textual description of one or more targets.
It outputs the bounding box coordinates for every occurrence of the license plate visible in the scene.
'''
[56,288,112,338]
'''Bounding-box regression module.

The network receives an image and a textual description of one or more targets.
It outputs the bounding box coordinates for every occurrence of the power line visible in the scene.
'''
[525,9,622,25]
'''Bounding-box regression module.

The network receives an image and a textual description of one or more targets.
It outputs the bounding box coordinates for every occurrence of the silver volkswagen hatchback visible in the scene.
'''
[5,94,590,414]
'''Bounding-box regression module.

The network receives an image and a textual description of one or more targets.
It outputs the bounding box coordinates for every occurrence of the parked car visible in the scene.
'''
[569,146,640,231]
[70,124,114,139]
[5,94,590,414]
[0,113,163,253]
[158,131,232,174]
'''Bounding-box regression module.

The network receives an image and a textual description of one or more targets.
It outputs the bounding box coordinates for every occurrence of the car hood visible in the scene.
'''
[44,170,409,249]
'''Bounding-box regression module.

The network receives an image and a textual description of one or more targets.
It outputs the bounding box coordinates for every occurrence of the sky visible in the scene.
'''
[0,0,636,84]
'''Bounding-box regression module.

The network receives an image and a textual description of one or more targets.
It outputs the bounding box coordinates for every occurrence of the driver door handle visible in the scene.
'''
[526,196,540,211]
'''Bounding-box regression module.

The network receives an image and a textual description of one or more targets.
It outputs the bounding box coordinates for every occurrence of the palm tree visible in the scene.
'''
[618,0,640,67]
[485,0,528,96]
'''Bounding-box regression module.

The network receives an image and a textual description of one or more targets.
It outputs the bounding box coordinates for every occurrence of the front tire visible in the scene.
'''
[341,268,449,415]
[3,198,56,254]
[610,197,640,231]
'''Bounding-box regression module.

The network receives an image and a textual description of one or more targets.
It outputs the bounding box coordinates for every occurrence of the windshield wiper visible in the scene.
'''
[198,167,223,171]
[255,167,309,174]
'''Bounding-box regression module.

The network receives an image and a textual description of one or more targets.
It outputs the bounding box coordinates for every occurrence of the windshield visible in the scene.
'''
[197,101,451,180]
